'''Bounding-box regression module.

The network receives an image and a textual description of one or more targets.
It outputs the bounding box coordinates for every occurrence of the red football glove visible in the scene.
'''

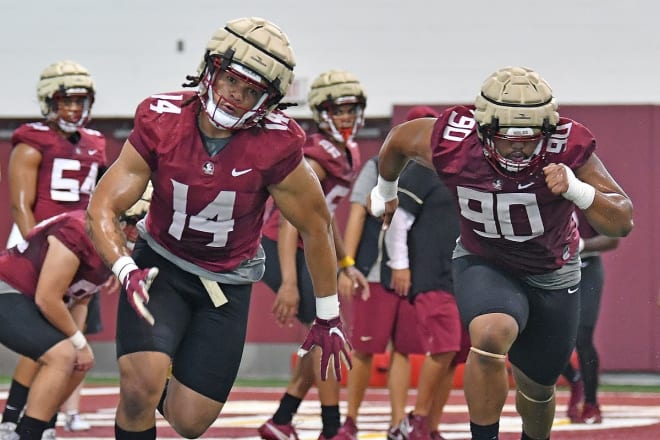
[297,317,352,381]
[122,267,158,326]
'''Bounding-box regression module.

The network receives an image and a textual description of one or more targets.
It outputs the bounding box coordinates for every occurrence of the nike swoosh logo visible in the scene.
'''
[568,287,579,294]
[360,336,373,342]
[518,182,534,189]
[88,149,97,155]
[231,168,253,177]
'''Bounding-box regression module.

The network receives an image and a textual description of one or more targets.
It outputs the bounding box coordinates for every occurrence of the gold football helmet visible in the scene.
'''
[308,69,366,144]
[188,17,296,130]
[474,66,559,173]
[36,60,95,133]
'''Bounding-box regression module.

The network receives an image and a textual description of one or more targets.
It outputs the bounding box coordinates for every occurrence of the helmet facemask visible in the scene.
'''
[316,96,366,144]
[199,56,276,130]
[47,88,94,133]
[479,119,554,175]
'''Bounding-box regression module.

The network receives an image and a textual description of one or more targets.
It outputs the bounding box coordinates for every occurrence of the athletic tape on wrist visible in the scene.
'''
[69,330,87,350]
[315,294,339,320]
[562,165,596,210]
[112,256,139,284]
[376,175,399,201]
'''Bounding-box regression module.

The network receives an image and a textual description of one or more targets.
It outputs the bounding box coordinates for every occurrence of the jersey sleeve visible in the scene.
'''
[260,116,305,185]
[11,123,51,153]
[550,119,596,170]
[127,96,165,170]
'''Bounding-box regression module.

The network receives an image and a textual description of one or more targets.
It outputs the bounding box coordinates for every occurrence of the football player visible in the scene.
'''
[7,60,106,247]
[369,66,633,440]
[2,60,106,439]
[0,211,111,440]
[258,70,368,440]
[86,17,351,440]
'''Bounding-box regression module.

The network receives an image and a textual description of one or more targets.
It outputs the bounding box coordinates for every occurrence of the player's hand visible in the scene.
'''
[367,187,399,228]
[390,268,411,296]
[338,266,370,301]
[543,163,571,196]
[122,267,158,325]
[297,317,352,381]
[272,283,300,327]
[74,344,95,372]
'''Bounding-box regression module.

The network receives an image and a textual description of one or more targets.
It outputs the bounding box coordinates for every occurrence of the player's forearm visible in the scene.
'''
[277,219,300,285]
[86,207,131,268]
[300,222,338,299]
[35,296,81,339]
[582,193,633,238]
[331,217,348,261]
[378,130,411,182]
[342,204,366,258]
[11,207,36,238]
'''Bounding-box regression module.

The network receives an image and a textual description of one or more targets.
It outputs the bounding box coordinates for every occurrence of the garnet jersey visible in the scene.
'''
[261,132,361,242]
[0,210,110,302]
[430,105,595,275]
[11,122,107,221]
[128,92,304,272]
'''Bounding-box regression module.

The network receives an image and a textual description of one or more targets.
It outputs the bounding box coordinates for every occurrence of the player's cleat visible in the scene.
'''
[398,412,431,440]
[41,428,56,440]
[64,412,91,431]
[387,425,404,440]
[0,423,17,440]
[258,418,299,440]
[566,379,584,422]
[580,402,602,424]
[334,416,358,440]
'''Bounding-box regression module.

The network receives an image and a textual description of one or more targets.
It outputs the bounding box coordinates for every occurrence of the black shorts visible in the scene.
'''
[579,256,604,327]
[116,240,252,402]
[260,236,316,325]
[0,294,65,360]
[452,255,580,386]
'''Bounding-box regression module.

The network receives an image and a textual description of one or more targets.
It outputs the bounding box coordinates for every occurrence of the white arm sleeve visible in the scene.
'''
[384,208,415,269]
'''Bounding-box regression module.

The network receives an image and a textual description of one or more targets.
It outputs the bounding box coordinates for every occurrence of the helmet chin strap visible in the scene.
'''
[205,92,240,129]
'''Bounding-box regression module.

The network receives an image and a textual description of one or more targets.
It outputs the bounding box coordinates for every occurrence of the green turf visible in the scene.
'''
[0,375,657,393]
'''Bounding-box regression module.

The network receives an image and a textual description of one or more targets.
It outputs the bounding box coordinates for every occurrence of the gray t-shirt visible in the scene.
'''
[349,158,382,282]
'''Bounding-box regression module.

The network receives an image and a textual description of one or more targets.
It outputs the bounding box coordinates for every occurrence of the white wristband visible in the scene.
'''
[69,330,87,350]
[112,256,139,284]
[315,294,340,320]
[376,175,399,201]
[561,164,596,210]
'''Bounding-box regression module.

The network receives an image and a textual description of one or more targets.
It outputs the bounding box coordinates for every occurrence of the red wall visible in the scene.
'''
[1,108,658,371]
